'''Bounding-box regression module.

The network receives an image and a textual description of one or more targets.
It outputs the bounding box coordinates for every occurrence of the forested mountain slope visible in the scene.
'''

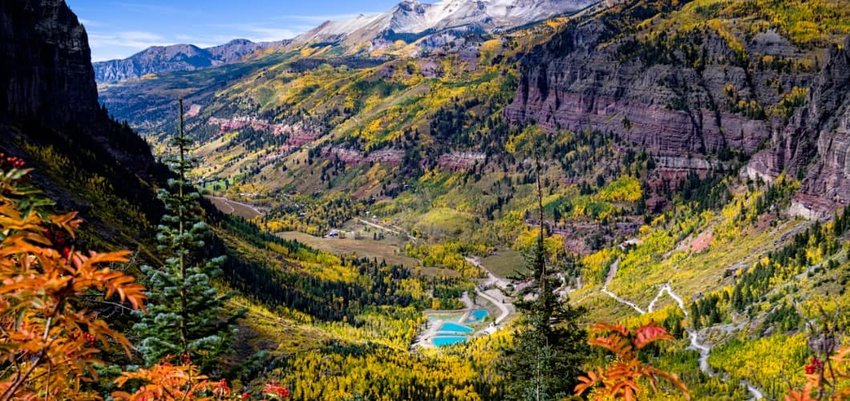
[0,2,517,400]
[10,0,850,400]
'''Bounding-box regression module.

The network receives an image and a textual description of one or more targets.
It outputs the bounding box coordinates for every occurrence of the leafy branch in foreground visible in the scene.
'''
[575,323,690,401]
[0,155,289,400]
[0,157,145,400]
[786,313,850,401]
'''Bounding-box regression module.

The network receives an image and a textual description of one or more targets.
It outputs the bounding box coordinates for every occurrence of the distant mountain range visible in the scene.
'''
[93,39,289,83]
[93,0,594,83]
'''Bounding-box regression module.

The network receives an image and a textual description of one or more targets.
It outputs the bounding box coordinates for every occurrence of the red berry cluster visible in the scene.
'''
[263,382,291,398]
[212,378,231,397]
[805,356,824,375]
[82,332,96,345]
[0,152,26,169]
[44,227,74,259]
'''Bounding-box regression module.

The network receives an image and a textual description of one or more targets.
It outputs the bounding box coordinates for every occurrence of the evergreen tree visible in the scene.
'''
[500,126,587,401]
[134,99,237,373]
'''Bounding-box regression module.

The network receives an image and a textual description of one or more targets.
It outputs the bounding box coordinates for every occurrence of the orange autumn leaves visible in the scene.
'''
[0,162,289,400]
[575,323,690,401]
[0,175,145,400]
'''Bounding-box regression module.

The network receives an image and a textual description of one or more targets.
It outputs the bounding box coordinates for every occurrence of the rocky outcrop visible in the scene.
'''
[93,39,288,83]
[504,19,789,161]
[750,37,850,217]
[0,0,99,127]
[504,5,850,217]
[0,0,160,178]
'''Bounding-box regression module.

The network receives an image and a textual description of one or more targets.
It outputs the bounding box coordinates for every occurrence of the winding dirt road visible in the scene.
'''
[603,260,764,400]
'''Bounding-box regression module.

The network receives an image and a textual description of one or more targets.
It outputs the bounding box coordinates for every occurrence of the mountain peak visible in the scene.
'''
[294,0,596,47]
[93,39,287,83]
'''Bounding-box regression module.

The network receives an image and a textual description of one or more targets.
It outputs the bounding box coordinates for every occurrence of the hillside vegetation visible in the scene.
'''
[75,0,850,399]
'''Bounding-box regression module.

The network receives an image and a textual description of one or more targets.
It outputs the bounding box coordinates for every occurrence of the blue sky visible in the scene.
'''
[66,1,403,61]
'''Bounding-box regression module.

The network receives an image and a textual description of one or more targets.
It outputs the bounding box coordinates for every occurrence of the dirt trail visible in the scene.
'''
[603,259,764,400]
[601,259,645,314]
[357,218,418,242]
[206,196,262,219]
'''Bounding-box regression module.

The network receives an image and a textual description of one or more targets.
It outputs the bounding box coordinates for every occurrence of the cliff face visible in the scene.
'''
[0,0,160,173]
[0,0,164,217]
[0,0,99,127]
[504,19,805,159]
[505,3,850,217]
[749,37,850,218]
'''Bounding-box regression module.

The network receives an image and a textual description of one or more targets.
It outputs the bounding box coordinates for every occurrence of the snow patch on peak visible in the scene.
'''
[293,0,596,46]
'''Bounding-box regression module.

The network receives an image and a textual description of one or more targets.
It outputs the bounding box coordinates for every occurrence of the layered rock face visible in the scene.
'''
[504,9,850,217]
[0,0,99,127]
[504,20,785,159]
[750,37,850,217]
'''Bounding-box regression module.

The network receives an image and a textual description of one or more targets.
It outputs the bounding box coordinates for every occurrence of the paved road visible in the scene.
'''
[465,257,515,332]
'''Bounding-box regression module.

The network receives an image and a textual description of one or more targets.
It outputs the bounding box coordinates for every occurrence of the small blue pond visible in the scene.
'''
[433,336,467,346]
[466,309,489,323]
[438,322,474,334]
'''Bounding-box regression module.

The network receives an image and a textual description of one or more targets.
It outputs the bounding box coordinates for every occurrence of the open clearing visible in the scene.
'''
[481,249,525,278]
[206,196,262,219]
[277,231,420,269]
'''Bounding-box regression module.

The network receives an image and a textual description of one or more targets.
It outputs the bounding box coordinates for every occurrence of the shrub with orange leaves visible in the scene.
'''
[111,362,290,401]
[262,382,291,399]
[112,362,214,401]
[0,161,146,400]
[786,347,850,400]
[575,323,690,401]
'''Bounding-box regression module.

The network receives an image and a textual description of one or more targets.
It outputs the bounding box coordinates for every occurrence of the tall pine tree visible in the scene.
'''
[501,125,587,401]
[134,99,237,373]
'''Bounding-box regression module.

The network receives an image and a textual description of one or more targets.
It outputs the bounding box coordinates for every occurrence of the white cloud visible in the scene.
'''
[241,27,300,42]
[206,23,301,42]
[78,18,104,27]
[87,31,169,61]
[276,13,376,23]
[88,30,164,48]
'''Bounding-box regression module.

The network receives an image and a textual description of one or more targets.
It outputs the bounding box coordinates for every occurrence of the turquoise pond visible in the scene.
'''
[429,310,489,347]
[438,322,474,333]
[466,309,489,323]
[433,336,467,346]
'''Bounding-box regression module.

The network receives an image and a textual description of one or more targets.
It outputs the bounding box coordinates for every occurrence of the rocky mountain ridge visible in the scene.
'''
[94,0,594,83]
[294,0,596,48]
[505,0,849,217]
[93,38,288,83]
